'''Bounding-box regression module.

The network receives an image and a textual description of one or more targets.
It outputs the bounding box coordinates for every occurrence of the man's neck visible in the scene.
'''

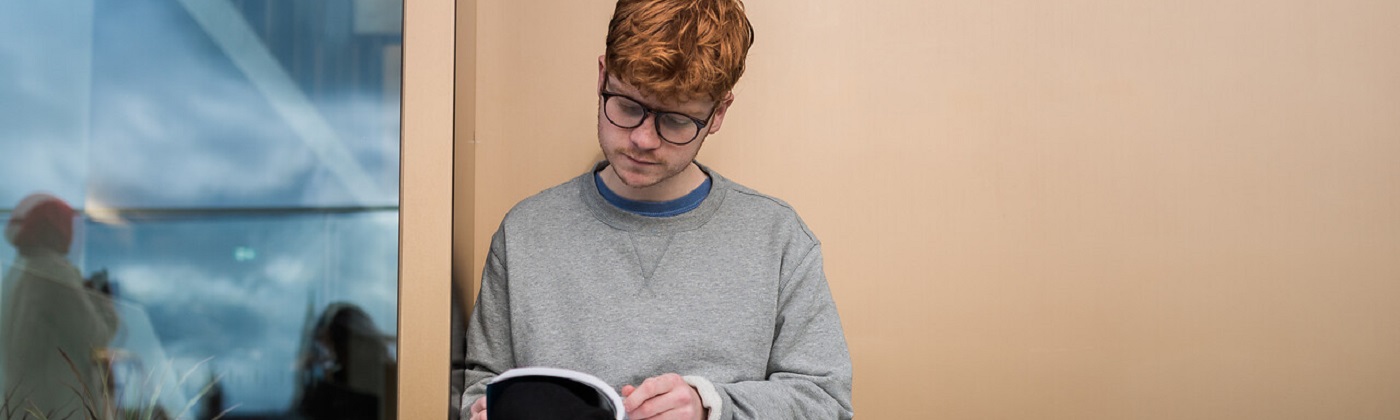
[601,162,708,202]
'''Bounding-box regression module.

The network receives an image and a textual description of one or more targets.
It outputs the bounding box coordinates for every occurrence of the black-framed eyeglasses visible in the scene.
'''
[599,90,718,146]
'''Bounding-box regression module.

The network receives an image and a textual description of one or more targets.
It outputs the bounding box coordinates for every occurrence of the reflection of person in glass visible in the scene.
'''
[295,302,396,420]
[1,193,119,419]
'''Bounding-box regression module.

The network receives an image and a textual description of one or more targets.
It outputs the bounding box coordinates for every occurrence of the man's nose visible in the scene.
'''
[629,112,663,150]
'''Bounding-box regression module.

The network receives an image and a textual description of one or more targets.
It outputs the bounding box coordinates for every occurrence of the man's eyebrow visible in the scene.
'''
[609,91,709,120]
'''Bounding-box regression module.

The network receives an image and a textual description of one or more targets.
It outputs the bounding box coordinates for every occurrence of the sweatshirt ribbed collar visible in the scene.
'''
[579,161,728,234]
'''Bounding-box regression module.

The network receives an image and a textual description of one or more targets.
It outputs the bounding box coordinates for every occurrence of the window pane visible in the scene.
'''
[1,0,403,418]
[87,0,402,209]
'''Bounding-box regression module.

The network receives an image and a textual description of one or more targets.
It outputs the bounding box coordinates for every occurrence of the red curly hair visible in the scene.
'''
[605,0,755,103]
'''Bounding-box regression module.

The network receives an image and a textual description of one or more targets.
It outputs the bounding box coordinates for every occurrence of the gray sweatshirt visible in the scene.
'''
[462,163,853,419]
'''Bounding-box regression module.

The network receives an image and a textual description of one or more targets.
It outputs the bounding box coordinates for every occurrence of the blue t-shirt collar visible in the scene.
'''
[594,170,712,217]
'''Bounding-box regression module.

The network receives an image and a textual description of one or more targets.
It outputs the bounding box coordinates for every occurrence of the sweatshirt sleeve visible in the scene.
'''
[711,243,854,419]
[459,228,516,415]
[448,283,467,419]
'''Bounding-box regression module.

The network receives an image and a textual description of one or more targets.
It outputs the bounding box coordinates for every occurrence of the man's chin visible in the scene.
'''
[610,166,661,189]
[617,174,662,190]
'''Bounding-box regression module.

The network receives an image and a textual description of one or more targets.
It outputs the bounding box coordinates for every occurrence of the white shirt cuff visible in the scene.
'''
[682,375,723,420]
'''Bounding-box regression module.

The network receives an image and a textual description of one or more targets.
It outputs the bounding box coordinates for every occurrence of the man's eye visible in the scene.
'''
[660,113,693,128]
[617,101,644,115]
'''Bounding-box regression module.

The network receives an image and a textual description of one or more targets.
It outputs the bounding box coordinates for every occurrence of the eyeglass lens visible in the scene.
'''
[604,95,701,144]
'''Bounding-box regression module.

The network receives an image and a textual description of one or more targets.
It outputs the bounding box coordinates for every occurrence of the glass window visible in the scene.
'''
[2,0,403,418]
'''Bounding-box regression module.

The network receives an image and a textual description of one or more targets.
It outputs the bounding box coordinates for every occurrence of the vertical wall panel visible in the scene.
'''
[400,0,455,417]
[470,0,1400,417]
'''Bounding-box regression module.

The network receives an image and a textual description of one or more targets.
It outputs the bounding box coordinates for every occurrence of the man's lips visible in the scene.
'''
[624,154,658,165]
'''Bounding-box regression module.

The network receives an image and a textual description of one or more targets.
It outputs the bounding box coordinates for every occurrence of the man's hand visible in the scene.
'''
[621,373,705,420]
[468,395,487,420]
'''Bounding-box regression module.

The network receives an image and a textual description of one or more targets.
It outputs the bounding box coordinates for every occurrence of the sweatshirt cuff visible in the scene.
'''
[682,375,722,420]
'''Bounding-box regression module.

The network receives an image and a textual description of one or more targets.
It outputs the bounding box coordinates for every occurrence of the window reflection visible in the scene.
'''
[295,302,396,420]
[1,0,403,418]
[2,194,118,419]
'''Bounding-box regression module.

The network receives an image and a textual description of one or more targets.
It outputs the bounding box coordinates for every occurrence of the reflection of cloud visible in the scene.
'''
[107,298,196,415]
[104,259,311,413]
[117,263,246,303]
[88,213,398,412]
[178,0,389,205]
[82,0,400,209]
[263,256,310,288]
[8,0,405,414]
[0,1,92,206]
[0,139,86,206]
[3,0,404,209]
[301,96,403,205]
[4,0,403,209]
[92,73,319,206]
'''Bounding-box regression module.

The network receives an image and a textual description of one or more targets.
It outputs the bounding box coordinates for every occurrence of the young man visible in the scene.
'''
[460,1,853,419]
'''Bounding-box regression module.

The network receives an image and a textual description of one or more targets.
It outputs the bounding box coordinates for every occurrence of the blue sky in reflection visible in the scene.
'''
[83,214,400,412]
[2,0,402,414]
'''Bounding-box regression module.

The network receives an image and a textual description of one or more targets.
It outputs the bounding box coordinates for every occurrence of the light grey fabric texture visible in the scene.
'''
[461,162,853,419]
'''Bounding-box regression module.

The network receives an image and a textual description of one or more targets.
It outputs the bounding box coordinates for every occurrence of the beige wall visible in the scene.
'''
[464,0,1400,418]
[400,0,456,416]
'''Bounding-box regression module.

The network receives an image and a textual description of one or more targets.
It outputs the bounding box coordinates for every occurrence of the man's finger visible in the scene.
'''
[623,376,664,412]
[630,385,693,419]
[469,396,487,420]
[625,374,701,419]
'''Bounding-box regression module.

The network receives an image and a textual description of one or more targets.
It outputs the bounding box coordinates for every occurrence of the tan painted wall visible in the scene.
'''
[400,0,456,416]
[466,0,1400,417]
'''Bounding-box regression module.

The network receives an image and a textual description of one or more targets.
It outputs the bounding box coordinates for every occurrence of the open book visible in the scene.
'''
[486,367,627,420]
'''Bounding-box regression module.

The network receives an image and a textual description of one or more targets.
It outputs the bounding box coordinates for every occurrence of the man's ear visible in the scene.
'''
[707,92,737,134]
[597,55,607,91]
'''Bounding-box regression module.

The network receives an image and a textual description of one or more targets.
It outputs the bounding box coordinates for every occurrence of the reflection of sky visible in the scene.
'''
[0,0,91,205]
[87,0,401,209]
[84,213,400,412]
[2,0,402,415]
